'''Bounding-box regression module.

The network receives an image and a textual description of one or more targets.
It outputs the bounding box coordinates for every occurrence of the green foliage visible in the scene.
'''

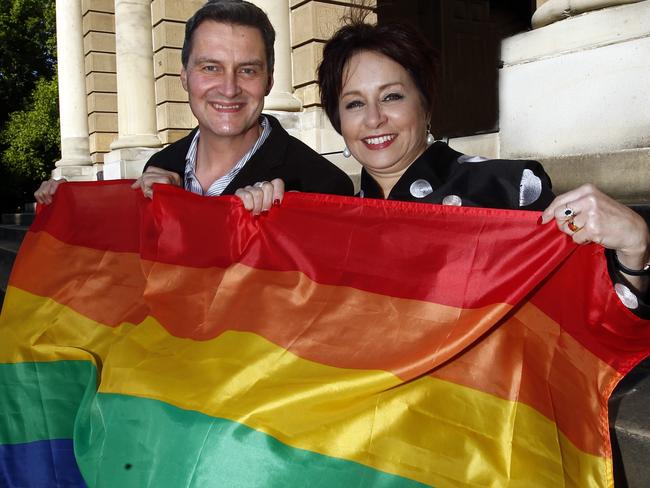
[0,0,57,211]
[2,77,60,182]
[0,0,56,126]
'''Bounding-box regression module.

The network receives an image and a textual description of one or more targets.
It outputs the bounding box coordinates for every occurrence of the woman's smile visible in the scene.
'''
[362,134,397,149]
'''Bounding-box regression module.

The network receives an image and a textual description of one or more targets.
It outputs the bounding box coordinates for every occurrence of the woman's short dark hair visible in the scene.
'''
[318,22,438,134]
[181,0,275,71]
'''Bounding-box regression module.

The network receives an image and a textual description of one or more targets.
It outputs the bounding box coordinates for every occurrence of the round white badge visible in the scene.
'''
[614,283,639,310]
[519,169,542,207]
[457,154,488,164]
[442,195,462,206]
[409,179,434,199]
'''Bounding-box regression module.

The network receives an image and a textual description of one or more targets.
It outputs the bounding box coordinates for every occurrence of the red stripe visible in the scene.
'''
[529,244,650,374]
[34,181,575,310]
[32,180,142,253]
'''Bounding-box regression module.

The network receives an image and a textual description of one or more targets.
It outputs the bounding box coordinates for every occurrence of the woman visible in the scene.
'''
[317,20,649,314]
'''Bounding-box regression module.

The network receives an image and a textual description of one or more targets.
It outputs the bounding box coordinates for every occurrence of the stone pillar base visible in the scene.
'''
[51,164,97,181]
[57,137,91,166]
[103,147,162,180]
[264,110,301,138]
[110,134,162,151]
[264,91,302,112]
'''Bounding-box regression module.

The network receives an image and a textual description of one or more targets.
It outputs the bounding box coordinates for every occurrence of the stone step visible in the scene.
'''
[0,225,28,299]
[0,239,20,296]
[0,225,29,244]
[1,212,35,226]
[610,357,650,487]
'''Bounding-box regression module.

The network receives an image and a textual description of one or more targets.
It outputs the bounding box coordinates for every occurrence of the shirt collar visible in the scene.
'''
[183,115,271,195]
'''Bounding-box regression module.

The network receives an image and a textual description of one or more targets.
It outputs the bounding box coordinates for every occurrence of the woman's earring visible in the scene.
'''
[426,124,435,146]
[343,146,351,158]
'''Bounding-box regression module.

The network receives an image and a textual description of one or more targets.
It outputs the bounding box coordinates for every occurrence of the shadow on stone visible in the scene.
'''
[610,358,650,487]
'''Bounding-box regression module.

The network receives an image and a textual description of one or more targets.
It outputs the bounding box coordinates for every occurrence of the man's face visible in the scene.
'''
[181,21,273,144]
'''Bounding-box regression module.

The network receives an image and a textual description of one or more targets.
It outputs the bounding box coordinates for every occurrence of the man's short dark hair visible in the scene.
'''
[318,22,438,134]
[182,0,276,71]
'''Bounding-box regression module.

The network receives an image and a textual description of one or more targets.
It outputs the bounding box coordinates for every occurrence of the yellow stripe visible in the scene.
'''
[0,288,610,487]
[0,287,136,365]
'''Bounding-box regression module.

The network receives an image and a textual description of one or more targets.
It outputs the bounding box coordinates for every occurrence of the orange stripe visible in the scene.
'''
[431,303,618,459]
[11,232,617,457]
[11,233,148,328]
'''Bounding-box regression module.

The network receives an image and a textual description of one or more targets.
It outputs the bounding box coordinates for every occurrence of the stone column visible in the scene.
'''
[53,0,94,181]
[532,0,642,28]
[104,0,162,180]
[500,0,650,203]
[252,0,301,112]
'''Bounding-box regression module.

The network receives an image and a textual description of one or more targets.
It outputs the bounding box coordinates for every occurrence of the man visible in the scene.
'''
[36,0,353,213]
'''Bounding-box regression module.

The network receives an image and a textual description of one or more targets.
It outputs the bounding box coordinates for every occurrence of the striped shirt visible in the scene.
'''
[184,116,272,196]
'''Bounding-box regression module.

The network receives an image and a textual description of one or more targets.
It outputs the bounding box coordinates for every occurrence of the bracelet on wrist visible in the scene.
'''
[613,253,650,276]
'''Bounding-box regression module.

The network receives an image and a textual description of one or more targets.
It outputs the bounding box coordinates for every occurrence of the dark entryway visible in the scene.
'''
[376,0,535,139]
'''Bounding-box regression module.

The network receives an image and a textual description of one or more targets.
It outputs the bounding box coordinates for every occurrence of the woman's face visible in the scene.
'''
[338,50,429,179]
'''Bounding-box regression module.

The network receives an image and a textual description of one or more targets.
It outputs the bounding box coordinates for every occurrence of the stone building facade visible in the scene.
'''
[54,0,650,204]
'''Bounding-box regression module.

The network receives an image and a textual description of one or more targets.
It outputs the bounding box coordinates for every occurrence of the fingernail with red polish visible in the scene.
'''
[273,199,281,207]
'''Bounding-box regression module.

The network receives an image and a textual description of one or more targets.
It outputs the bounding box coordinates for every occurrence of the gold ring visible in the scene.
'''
[567,219,581,233]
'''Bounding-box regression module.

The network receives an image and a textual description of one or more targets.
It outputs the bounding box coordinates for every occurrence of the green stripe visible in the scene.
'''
[2,361,429,486]
[76,393,430,488]
[0,360,96,444]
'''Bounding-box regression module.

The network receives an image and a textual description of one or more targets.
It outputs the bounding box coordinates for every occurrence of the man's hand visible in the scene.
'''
[235,179,285,215]
[34,179,67,205]
[131,166,182,199]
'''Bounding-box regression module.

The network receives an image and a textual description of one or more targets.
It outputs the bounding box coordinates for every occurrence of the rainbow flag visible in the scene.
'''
[1,181,648,487]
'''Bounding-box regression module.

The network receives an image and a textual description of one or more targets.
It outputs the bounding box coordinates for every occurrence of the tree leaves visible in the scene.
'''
[0,0,57,211]
[0,0,56,124]
[2,76,60,181]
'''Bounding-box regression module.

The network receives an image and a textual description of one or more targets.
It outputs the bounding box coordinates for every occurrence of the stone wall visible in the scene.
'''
[82,0,117,166]
[151,0,202,145]
[500,0,650,202]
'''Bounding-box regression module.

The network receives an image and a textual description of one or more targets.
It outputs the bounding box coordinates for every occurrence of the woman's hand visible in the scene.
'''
[34,178,67,205]
[235,178,284,215]
[130,166,182,199]
[541,184,650,290]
